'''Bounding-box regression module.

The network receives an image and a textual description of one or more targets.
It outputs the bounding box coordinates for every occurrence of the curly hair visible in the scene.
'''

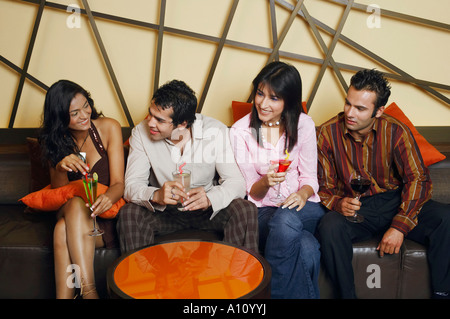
[38,80,102,167]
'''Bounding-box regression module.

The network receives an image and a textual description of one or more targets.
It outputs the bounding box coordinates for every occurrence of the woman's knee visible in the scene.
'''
[270,207,303,231]
[65,196,86,209]
[298,202,326,232]
[266,210,304,244]
[300,202,326,220]
[59,197,87,217]
[58,197,91,225]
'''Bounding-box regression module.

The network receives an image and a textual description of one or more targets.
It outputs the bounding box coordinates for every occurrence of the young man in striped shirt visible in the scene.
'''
[316,69,450,299]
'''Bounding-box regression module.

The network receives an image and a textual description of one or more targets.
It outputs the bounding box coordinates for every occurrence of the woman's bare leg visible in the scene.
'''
[53,197,104,299]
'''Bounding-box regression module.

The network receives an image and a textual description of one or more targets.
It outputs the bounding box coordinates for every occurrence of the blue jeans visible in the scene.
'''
[258,202,325,298]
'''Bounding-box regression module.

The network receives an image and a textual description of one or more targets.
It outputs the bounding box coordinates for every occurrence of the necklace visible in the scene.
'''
[77,132,90,151]
[263,120,280,127]
[260,127,266,143]
[260,125,278,144]
[260,125,288,149]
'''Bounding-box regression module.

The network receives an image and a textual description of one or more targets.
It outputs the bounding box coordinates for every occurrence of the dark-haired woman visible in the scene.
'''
[230,62,325,298]
[39,80,124,298]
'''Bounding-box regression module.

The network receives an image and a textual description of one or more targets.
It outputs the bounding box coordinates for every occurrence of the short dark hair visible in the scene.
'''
[249,61,303,152]
[350,69,391,111]
[152,80,197,128]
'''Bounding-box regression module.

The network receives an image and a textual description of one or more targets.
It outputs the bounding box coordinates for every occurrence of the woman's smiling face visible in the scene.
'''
[68,93,91,131]
[254,83,284,124]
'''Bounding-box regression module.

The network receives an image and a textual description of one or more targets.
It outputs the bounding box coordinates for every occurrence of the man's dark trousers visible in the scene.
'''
[317,189,450,298]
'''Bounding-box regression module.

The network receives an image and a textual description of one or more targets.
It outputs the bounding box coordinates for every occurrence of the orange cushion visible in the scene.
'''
[232,101,307,123]
[19,180,126,219]
[383,102,446,167]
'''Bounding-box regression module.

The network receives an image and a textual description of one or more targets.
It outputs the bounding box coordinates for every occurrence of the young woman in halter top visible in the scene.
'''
[39,80,124,298]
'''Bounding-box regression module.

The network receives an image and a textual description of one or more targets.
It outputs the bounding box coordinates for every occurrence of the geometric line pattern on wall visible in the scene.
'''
[1,0,449,130]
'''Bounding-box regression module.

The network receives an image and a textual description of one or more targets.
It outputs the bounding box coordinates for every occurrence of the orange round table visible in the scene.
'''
[107,240,271,299]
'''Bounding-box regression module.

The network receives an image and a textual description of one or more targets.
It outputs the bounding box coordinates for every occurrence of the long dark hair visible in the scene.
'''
[39,80,102,167]
[249,61,303,152]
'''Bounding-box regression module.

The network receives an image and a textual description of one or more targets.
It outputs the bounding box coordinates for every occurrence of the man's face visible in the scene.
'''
[147,101,178,141]
[344,86,384,139]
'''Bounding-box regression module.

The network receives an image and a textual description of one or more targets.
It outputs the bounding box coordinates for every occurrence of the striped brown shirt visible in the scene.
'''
[317,112,432,235]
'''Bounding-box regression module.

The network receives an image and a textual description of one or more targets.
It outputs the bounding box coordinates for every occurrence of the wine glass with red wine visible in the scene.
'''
[348,171,371,223]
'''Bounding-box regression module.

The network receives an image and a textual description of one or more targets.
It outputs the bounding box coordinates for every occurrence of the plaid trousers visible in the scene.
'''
[117,198,259,254]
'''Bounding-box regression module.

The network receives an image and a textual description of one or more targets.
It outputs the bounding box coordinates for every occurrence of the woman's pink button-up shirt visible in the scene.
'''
[230,113,320,207]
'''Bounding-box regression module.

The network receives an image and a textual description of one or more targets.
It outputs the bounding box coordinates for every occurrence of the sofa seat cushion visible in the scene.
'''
[0,245,55,298]
[352,237,402,299]
[399,239,430,299]
[0,244,121,299]
[95,247,121,298]
[0,206,55,247]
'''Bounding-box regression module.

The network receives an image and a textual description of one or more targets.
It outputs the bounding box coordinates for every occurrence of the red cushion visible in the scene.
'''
[383,102,446,166]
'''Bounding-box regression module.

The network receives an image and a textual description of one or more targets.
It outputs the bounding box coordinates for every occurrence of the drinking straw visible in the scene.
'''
[285,149,290,160]
[178,162,187,197]
[179,162,186,174]
[89,175,93,206]
[84,164,93,206]
[93,172,98,200]
[82,179,91,206]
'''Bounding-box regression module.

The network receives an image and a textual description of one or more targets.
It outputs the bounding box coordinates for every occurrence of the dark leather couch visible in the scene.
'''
[0,142,449,299]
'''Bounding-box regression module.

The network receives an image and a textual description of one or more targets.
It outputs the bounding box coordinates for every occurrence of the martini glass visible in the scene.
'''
[269,159,292,204]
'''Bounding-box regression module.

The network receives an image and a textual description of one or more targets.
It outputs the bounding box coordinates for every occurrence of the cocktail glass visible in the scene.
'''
[269,159,292,204]
[82,172,104,236]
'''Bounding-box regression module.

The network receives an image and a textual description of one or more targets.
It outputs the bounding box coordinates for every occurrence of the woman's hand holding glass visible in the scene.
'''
[87,193,113,218]
[56,154,89,175]
[266,162,286,187]
[267,160,309,210]
[268,160,291,204]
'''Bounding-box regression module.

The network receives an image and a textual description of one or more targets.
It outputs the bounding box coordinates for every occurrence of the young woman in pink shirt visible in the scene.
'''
[230,62,325,299]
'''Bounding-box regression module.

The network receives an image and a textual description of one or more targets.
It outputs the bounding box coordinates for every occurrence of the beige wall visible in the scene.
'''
[1,0,449,129]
